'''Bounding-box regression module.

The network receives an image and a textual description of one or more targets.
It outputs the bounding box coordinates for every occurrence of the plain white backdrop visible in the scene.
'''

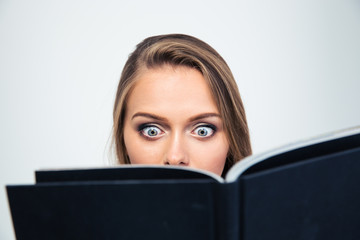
[1,0,359,238]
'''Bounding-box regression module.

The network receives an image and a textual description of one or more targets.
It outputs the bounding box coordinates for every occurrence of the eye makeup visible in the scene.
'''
[137,123,165,141]
[191,123,217,138]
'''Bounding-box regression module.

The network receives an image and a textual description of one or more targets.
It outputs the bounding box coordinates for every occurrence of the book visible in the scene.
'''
[6,126,360,240]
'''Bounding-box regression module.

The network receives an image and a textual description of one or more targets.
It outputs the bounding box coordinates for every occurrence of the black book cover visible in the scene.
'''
[6,127,360,240]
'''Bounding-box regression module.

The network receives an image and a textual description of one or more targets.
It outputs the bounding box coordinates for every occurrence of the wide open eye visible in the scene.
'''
[140,126,164,139]
[193,125,215,138]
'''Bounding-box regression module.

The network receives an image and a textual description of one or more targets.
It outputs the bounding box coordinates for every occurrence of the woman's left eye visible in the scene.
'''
[193,126,215,137]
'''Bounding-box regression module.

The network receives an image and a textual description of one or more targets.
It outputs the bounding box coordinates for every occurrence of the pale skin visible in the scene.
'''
[123,64,229,176]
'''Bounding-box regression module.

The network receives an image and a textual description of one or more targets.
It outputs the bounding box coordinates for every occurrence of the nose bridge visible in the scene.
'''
[165,130,188,165]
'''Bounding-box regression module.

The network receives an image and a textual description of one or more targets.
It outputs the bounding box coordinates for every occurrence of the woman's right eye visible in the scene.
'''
[139,126,164,139]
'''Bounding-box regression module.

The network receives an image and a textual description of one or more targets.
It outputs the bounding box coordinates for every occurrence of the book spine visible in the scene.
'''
[213,182,239,240]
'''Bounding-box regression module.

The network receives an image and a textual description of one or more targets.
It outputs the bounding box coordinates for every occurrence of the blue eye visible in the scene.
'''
[194,126,215,137]
[140,126,163,138]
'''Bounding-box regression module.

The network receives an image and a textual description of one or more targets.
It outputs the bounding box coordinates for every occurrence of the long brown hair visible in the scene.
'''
[112,34,252,176]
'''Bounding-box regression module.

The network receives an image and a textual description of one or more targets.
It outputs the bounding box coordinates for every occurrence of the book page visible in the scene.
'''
[225,125,360,182]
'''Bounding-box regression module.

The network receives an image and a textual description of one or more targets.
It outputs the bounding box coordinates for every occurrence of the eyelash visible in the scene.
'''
[138,124,164,140]
[192,124,217,138]
[137,123,217,140]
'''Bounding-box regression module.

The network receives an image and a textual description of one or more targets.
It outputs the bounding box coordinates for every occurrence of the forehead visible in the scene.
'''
[126,65,219,117]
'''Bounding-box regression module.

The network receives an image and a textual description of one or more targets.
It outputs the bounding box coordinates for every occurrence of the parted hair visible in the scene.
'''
[113,34,252,176]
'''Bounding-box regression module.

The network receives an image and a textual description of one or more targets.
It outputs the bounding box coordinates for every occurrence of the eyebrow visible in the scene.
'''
[131,112,168,121]
[131,112,221,122]
[188,113,221,122]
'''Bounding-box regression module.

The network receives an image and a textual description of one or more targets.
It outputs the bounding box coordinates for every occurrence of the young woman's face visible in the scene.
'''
[123,65,229,176]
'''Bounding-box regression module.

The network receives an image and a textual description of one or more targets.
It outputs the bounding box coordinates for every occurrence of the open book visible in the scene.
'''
[6,126,360,240]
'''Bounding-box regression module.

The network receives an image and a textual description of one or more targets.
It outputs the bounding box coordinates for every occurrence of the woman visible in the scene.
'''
[112,34,251,177]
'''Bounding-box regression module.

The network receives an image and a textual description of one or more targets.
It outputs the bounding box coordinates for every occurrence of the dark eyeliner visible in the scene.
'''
[137,123,163,141]
[194,123,217,138]
[137,123,152,132]
[196,123,217,131]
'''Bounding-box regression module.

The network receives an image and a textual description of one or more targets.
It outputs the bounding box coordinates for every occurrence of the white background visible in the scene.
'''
[1,0,360,238]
